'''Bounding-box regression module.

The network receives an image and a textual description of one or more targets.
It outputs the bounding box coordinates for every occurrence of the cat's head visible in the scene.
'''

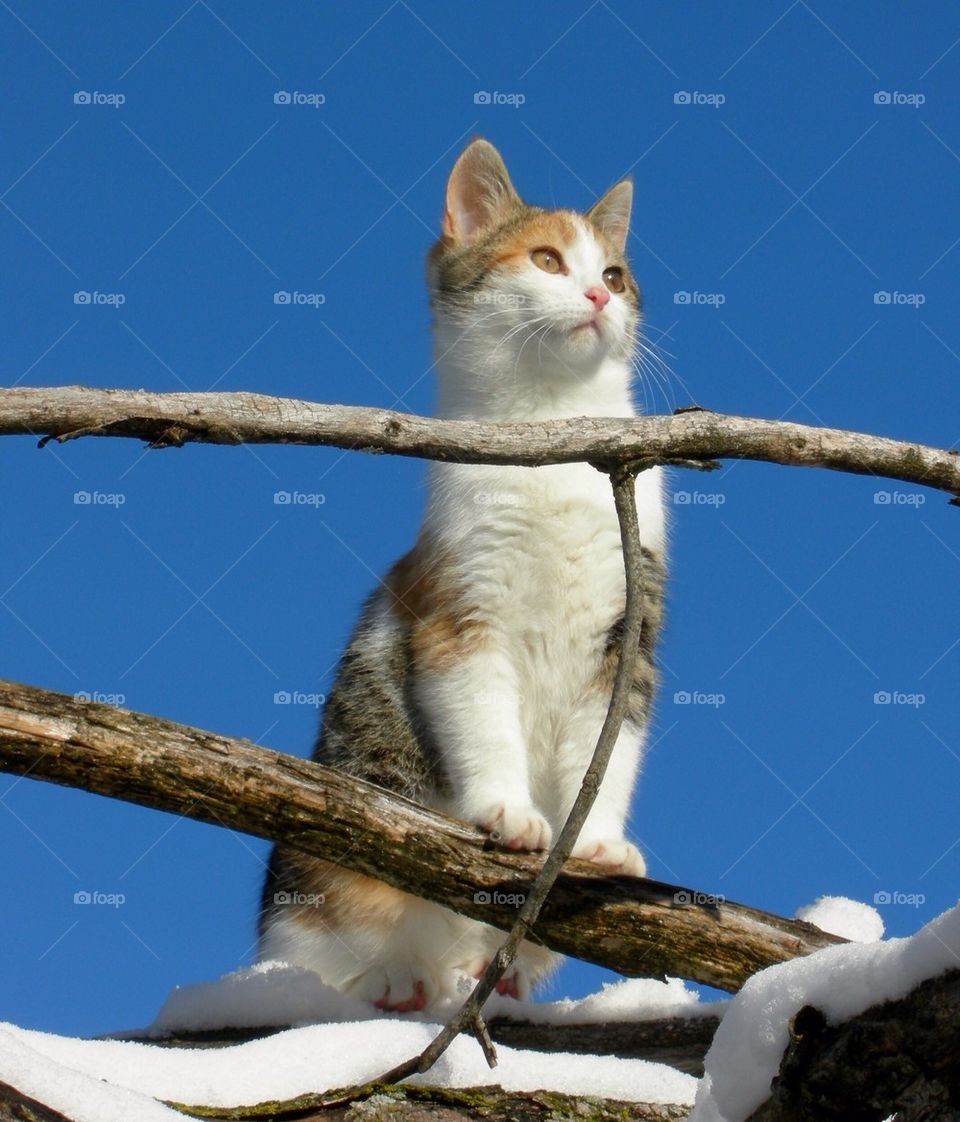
[428,138,639,382]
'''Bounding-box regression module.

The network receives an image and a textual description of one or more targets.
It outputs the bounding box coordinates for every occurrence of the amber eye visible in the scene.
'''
[603,266,625,294]
[531,247,563,274]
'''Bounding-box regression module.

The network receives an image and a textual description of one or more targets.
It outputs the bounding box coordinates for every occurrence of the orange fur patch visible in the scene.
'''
[387,537,488,672]
[489,210,579,269]
[288,856,408,934]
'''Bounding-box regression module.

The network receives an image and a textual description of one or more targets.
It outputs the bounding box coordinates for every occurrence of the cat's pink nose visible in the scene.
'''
[584,285,610,310]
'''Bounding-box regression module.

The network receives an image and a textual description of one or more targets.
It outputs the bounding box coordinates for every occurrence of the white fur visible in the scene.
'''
[262,208,665,1009]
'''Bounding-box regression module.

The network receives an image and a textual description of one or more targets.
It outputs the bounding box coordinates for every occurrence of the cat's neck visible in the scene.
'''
[432,325,637,422]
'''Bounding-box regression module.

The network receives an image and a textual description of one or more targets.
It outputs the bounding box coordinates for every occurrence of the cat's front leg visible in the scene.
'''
[415,646,551,851]
[549,700,647,876]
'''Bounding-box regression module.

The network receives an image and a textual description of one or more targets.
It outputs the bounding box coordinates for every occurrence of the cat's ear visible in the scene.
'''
[586,179,633,253]
[442,138,521,245]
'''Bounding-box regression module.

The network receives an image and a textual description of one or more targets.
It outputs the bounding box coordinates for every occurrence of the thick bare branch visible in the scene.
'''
[0,678,840,993]
[1,387,958,500]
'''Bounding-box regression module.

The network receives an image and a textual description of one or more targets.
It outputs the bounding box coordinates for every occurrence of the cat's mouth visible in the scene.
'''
[570,318,602,336]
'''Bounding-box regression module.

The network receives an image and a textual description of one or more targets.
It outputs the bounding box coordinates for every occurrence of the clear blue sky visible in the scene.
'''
[2,2,959,1037]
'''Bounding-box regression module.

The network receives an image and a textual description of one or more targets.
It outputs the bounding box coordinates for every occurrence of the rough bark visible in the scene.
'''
[168,1083,691,1122]
[0,1083,75,1122]
[747,968,960,1122]
[1,387,959,500]
[0,678,842,992]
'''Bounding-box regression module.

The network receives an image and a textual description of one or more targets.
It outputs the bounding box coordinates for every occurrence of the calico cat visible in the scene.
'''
[259,138,666,1011]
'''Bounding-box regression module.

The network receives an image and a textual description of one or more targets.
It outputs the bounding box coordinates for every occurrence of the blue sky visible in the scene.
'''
[1,2,959,1037]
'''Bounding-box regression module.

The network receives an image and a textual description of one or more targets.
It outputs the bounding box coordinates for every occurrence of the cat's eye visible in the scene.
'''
[603,266,625,294]
[531,247,563,274]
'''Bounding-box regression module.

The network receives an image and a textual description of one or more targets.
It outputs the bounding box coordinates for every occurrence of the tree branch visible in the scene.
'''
[372,466,648,1083]
[747,968,960,1121]
[0,678,841,992]
[1,387,959,500]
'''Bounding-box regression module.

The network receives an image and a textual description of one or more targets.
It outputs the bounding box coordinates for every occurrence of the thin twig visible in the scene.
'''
[370,464,648,1084]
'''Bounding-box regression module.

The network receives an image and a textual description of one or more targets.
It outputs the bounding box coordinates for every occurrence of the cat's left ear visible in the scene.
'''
[442,137,522,245]
[586,179,633,253]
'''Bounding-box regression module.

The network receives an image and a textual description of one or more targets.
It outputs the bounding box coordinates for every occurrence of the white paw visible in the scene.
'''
[476,802,552,851]
[572,837,647,876]
[345,958,441,1013]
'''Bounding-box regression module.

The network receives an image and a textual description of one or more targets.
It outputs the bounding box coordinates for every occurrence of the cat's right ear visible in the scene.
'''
[442,138,521,245]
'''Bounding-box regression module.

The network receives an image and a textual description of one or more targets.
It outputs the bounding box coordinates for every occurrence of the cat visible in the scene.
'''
[258,137,666,1011]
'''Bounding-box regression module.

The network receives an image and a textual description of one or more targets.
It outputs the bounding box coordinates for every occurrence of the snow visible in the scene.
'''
[150,961,718,1035]
[1,1019,696,1112]
[6,893,951,1120]
[794,894,884,943]
[691,901,960,1122]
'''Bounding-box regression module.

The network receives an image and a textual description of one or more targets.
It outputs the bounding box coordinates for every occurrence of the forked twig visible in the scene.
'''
[371,463,648,1083]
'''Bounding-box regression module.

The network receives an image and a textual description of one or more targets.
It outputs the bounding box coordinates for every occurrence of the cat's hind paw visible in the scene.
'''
[572,838,646,877]
[476,802,552,851]
[346,959,440,1013]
